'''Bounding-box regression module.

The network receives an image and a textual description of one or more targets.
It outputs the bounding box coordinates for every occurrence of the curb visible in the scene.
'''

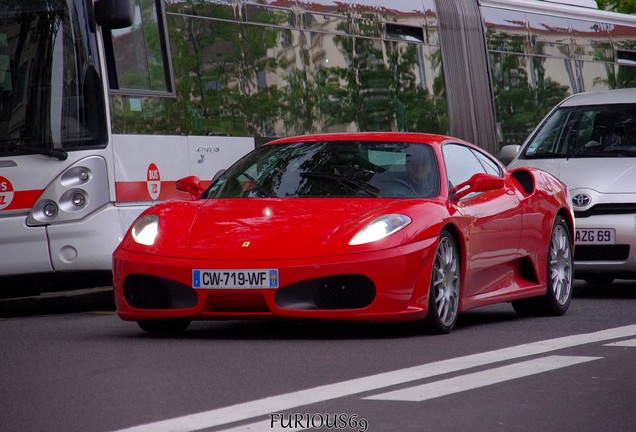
[0,287,116,318]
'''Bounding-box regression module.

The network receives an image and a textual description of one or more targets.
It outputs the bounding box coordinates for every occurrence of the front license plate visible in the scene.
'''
[192,269,279,289]
[575,229,615,245]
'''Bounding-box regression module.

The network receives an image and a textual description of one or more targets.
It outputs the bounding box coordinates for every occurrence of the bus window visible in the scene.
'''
[105,0,174,95]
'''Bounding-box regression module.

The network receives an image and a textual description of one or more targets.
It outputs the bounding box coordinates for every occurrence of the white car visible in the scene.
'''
[500,88,636,285]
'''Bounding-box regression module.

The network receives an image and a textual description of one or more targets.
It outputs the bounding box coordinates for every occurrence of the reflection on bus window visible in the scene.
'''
[0,0,106,157]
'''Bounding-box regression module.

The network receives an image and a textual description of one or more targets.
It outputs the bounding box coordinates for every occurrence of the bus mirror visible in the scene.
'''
[95,0,134,29]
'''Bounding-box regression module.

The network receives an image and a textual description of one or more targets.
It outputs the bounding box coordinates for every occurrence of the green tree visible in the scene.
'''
[596,0,636,14]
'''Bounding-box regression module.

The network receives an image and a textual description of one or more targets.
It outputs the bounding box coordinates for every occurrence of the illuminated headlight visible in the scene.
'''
[349,214,412,245]
[131,214,159,246]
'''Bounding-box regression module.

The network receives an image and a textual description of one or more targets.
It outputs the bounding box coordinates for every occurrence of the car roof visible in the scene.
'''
[266,132,461,147]
[559,88,636,107]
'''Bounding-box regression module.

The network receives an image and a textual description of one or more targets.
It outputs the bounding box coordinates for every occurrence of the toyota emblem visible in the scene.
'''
[572,193,592,207]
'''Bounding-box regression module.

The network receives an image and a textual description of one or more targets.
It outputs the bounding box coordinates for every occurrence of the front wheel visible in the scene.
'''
[512,215,573,316]
[423,230,461,334]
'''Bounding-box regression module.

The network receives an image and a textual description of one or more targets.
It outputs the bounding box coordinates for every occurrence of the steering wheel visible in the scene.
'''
[375,178,417,197]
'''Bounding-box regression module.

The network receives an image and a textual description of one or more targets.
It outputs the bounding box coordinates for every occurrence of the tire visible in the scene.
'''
[137,319,191,335]
[512,215,573,316]
[423,230,461,334]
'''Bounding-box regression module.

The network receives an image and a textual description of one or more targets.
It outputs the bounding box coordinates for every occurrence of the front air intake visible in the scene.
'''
[275,274,375,310]
[124,274,198,309]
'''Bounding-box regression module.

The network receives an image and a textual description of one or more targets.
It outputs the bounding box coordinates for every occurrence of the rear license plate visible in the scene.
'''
[575,229,615,245]
[192,269,279,289]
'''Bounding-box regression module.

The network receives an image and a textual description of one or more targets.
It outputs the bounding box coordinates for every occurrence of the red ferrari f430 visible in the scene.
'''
[113,133,574,334]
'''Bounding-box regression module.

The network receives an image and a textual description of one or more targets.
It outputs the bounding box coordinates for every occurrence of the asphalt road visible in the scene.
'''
[1,280,635,432]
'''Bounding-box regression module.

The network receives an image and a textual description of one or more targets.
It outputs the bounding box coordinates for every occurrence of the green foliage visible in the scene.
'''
[596,0,636,14]
[112,3,448,138]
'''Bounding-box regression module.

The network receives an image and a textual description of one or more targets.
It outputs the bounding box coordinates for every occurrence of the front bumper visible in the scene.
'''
[113,238,437,322]
[574,213,636,277]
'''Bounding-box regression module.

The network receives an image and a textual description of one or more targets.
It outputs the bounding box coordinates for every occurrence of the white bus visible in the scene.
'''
[1,0,635,286]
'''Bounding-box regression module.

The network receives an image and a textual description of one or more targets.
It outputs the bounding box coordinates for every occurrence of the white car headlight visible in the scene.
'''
[131,214,159,246]
[349,214,412,245]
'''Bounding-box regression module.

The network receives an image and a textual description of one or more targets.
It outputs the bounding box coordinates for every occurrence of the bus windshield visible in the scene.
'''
[0,0,107,158]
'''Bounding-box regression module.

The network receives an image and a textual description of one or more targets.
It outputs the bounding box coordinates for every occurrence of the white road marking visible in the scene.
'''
[224,355,601,432]
[364,355,600,402]
[605,338,636,347]
[111,324,636,432]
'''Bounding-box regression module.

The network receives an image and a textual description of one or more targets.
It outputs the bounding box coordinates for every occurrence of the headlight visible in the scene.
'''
[131,214,159,246]
[349,214,412,245]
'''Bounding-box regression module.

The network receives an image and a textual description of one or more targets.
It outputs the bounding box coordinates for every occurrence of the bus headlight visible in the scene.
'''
[27,156,109,226]
[42,201,59,218]
[78,169,90,182]
[131,214,159,246]
[72,192,87,207]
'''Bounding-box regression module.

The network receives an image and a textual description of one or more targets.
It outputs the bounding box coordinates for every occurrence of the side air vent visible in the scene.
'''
[511,169,534,194]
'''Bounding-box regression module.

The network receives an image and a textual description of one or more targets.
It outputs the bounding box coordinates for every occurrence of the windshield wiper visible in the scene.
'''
[0,139,68,160]
[238,171,275,197]
[301,172,380,197]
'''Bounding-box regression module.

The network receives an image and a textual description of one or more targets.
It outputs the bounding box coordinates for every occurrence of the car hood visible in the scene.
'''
[150,198,433,260]
[509,158,636,194]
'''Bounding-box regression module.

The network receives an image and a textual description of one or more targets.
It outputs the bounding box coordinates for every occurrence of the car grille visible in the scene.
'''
[574,245,630,262]
[575,203,636,218]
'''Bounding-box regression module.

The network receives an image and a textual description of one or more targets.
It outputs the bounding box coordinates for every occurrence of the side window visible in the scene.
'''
[442,143,486,187]
[103,0,174,95]
[471,148,502,176]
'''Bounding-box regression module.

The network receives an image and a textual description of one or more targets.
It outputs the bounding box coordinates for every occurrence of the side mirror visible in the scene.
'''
[176,176,204,198]
[451,173,504,200]
[499,145,521,166]
[95,0,134,29]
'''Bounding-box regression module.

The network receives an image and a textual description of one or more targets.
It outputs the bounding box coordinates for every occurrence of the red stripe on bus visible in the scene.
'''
[115,181,196,202]
[0,190,43,211]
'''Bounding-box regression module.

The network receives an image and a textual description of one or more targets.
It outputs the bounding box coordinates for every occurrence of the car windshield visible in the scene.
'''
[203,140,440,198]
[521,104,636,159]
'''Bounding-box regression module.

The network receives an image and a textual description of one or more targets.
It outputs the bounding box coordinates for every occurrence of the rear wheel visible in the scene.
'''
[137,319,191,335]
[512,215,573,316]
[423,230,460,334]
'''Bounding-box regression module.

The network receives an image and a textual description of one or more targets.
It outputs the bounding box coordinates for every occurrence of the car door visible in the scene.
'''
[442,143,522,300]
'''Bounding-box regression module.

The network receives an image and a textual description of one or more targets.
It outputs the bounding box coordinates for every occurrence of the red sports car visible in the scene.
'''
[113,132,574,334]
